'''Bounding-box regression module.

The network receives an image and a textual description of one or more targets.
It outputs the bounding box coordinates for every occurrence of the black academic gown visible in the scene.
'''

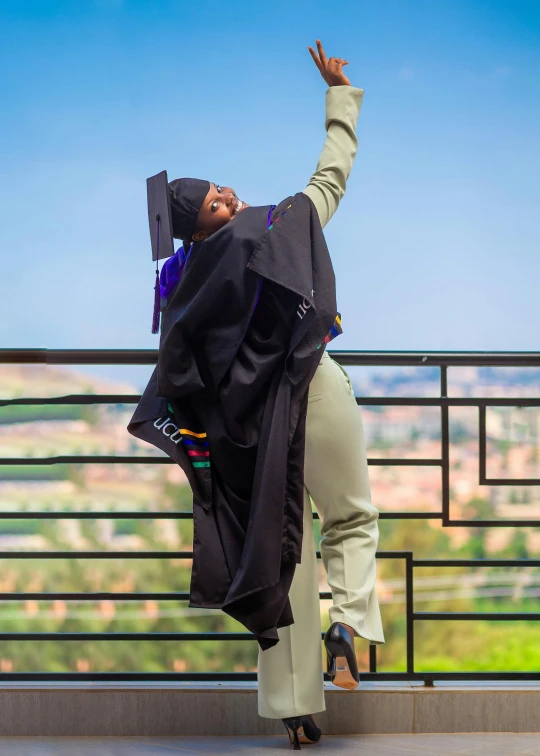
[127,191,338,650]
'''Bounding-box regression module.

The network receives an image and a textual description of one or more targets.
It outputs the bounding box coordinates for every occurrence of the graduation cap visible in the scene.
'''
[147,170,210,334]
[147,170,175,334]
[147,170,175,263]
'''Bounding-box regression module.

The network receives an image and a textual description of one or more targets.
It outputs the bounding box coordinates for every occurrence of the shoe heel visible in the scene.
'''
[326,638,345,658]
[326,649,336,677]
[283,717,303,750]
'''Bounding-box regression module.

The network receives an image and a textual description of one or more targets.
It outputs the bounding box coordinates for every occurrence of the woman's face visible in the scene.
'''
[192,182,249,242]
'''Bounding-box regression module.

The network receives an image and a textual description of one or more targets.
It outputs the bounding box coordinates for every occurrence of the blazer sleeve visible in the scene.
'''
[302,85,364,229]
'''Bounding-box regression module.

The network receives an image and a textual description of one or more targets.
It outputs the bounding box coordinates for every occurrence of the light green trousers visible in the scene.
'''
[257,351,385,719]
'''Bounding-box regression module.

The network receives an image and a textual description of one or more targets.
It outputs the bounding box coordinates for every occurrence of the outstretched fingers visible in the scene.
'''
[308,45,324,74]
[316,39,328,67]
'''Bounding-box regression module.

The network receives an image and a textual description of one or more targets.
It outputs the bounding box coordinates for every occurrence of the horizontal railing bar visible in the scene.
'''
[0,349,159,365]
[0,592,192,600]
[333,351,540,367]
[482,478,540,486]
[369,459,441,466]
[414,612,540,621]
[0,551,194,559]
[4,348,540,367]
[361,398,540,406]
[351,513,442,521]
[4,395,540,408]
[0,512,195,520]
[1,671,540,682]
[413,559,540,567]
[0,632,256,641]
[0,456,441,466]
[0,457,172,465]
[0,511,441,520]
[350,672,540,680]
[9,591,536,604]
[0,395,140,407]
[445,519,540,527]
[2,590,538,604]
[5,625,529,642]
[0,672,260,681]
[0,591,339,601]
[0,550,404,560]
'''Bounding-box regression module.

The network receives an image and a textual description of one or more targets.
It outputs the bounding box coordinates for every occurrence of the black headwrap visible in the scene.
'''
[168,177,210,242]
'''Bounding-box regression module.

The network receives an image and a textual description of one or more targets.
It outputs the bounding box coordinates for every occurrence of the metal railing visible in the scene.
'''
[1,348,540,685]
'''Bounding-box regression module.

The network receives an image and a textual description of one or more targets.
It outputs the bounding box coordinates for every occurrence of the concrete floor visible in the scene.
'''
[0,734,539,755]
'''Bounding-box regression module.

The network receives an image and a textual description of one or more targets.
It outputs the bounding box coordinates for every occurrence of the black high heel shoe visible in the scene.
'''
[282,714,322,750]
[324,622,360,690]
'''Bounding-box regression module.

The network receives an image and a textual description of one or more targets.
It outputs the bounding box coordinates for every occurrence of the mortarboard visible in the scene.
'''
[147,170,175,263]
[147,170,178,335]
[147,171,210,334]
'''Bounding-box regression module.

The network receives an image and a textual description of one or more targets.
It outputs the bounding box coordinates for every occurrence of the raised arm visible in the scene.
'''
[302,40,364,229]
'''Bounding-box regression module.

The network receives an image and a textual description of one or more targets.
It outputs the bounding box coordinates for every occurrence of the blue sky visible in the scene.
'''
[0,0,539,378]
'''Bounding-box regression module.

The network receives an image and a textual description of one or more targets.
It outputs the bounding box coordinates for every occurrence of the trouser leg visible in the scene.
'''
[257,487,325,719]
[304,352,385,644]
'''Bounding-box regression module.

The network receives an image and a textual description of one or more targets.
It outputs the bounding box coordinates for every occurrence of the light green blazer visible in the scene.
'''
[303,85,364,229]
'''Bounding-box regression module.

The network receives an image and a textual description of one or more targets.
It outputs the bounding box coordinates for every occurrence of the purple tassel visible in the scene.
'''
[152,216,161,334]
[151,267,161,334]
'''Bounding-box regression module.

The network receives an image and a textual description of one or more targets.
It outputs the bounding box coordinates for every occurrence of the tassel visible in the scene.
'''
[151,265,161,334]
[151,215,161,334]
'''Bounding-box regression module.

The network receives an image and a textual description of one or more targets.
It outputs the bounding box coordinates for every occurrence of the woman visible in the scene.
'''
[130,39,384,750]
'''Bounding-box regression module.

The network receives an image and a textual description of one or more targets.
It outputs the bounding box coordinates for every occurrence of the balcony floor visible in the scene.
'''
[0,734,539,755]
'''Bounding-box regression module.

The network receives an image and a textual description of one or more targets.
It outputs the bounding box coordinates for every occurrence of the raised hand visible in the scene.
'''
[308,39,351,87]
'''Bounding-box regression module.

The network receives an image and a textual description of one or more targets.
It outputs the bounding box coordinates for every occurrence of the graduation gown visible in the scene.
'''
[127,191,338,650]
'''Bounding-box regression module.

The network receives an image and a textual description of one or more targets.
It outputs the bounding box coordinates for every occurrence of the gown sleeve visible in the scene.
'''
[302,85,364,229]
